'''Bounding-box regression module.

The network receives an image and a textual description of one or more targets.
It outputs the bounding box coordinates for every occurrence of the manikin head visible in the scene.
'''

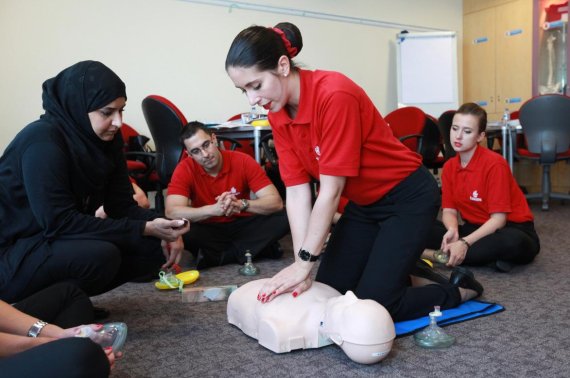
[321,290,395,364]
[227,279,395,364]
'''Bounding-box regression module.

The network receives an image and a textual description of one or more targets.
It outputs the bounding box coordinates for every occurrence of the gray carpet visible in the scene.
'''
[94,202,570,377]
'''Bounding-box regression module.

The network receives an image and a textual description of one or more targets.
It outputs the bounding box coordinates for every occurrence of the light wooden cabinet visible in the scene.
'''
[463,0,533,120]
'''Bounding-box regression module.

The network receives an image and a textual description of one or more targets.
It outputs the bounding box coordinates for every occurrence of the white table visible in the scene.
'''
[486,120,522,171]
[206,121,272,164]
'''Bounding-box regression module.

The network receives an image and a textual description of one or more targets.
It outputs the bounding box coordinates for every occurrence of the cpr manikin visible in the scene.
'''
[227,279,395,364]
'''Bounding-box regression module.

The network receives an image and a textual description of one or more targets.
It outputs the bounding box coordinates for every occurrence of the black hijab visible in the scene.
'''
[40,60,127,197]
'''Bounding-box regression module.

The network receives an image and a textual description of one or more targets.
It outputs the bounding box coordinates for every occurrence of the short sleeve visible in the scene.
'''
[317,91,361,177]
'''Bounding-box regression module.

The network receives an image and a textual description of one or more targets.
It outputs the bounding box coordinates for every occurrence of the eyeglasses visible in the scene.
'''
[188,139,214,156]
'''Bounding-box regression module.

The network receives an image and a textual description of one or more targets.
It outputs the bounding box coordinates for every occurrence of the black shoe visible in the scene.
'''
[495,260,513,273]
[449,266,484,298]
[93,306,110,321]
[410,259,449,285]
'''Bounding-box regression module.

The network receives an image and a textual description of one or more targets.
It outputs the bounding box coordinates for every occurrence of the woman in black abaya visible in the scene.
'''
[0,61,189,305]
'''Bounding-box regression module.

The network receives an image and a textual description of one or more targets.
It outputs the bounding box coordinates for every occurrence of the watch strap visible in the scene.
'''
[298,249,320,262]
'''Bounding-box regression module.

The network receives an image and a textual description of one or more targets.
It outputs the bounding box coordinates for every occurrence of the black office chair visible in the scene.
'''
[141,95,188,214]
[259,133,286,200]
[120,122,158,194]
[259,133,278,167]
[438,110,457,160]
[421,114,445,174]
[516,94,570,210]
[216,135,242,151]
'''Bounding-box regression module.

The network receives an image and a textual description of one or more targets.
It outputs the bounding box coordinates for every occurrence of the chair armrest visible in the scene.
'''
[125,151,156,160]
[259,133,278,166]
[216,136,243,151]
[399,134,424,154]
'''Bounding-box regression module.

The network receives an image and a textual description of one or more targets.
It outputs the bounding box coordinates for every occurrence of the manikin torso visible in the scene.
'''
[227,279,395,364]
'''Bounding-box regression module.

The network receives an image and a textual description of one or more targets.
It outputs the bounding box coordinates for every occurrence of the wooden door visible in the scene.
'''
[463,7,497,114]
[495,0,533,115]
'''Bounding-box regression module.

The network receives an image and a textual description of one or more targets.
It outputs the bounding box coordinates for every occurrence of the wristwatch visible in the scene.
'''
[27,320,48,338]
[240,199,249,212]
[298,248,320,262]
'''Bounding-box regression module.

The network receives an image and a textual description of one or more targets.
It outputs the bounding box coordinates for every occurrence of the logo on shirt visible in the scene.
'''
[230,187,241,196]
[314,146,321,161]
[469,190,482,202]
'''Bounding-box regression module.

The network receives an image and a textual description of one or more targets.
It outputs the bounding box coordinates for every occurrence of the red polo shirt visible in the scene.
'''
[441,145,533,224]
[168,150,272,223]
[268,69,421,206]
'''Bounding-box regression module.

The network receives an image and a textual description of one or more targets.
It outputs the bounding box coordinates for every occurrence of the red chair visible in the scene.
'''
[385,107,443,173]
[141,95,188,213]
[515,94,570,210]
[385,106,426,154]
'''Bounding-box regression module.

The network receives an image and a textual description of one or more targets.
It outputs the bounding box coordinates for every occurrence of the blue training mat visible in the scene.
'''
[395,300,505,337]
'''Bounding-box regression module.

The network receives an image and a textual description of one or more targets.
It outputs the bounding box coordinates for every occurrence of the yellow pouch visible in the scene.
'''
[155,270,200,290]
[251,119,270,127]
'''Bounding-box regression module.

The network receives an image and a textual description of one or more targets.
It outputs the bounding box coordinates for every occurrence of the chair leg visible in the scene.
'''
[154,188,165,215]
[541,164,551,211]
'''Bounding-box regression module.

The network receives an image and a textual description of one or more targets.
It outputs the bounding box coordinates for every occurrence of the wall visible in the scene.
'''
[0,0,462,149]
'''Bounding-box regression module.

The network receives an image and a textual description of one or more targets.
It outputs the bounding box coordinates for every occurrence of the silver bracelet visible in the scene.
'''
[27,320,48,338]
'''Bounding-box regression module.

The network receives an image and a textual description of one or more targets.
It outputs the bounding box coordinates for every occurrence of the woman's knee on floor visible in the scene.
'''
[54,338,110,378]
[51,240,123,295]
[79,241,121,278]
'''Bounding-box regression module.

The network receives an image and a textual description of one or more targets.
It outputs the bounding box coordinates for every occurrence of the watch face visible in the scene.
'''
[298,249,311,261]
[298,249,318,261]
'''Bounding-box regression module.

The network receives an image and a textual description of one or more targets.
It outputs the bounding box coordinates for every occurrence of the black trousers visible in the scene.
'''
[1,282,108,377]
[184,210,289,265]
[316,167,461,322]
[0,337,110,378]
[13,281,95,328]
[425,219,540,265]
[4,237,164,303]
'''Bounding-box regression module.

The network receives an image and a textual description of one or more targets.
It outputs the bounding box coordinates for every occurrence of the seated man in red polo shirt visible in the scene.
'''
[166,121,289,269]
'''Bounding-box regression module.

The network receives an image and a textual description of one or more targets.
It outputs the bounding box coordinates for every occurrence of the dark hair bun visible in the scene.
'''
[274,22,303,57]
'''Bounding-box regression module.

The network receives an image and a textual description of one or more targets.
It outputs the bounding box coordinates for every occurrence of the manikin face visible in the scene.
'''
[88,97,126,141]
[183,129,222,174]
[227,58,292,113]
[450,113,485,154]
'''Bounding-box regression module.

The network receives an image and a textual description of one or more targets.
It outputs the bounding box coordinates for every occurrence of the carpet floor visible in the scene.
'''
[94,201,570,377]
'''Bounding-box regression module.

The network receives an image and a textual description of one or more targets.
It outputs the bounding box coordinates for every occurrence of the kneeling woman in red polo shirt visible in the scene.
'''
[225,22,484,322]
[424,103,540,272]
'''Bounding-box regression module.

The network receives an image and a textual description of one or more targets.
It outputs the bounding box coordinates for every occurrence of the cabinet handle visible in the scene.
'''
[497,95,501,103]
[490,96,494,103]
